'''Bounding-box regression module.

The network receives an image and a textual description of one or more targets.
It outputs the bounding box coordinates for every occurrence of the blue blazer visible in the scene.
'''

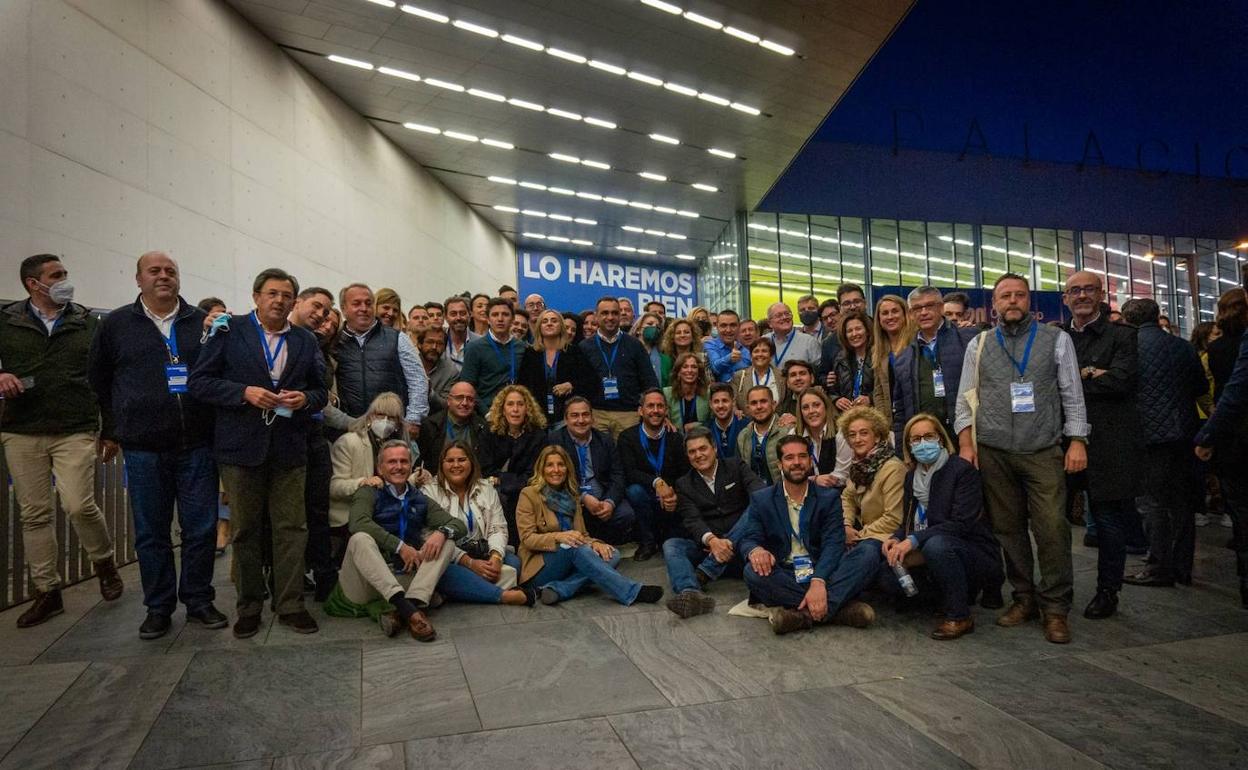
[737,482,845,582]
[188,314,327,468]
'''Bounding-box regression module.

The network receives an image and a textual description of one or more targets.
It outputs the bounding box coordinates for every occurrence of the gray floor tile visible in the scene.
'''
[361,640,479,743]
[129,643,362,769]
[0,661,88,757]
[1079,632,1248,727]
[272,743,404,769]
[402,718,637,769]
[451,618,669,729]
[0,653,191,770]
[949,656,1248,769]
[855,675,1106,769]
[179,761,273,770]
[0,578,105,665]
[264,602,384,648]
[35,587,182,663]
[608,687,969,769]
[594,613,770,705]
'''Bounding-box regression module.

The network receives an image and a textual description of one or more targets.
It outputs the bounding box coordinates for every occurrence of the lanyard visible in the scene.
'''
[752,429,769,460]
[852,361,864,398]
[397,493,411,544]
[250,312,286,386]
[809,436,820,465]
[544,350,560,382]
[995,320,1038,379]
[711,420,732,457]
[463,498,475,534]
[785,488,809,544]
[163,324,180,363]
[639,429,667,475]
[574,442,591,477]
[445,419,468,442]
[595,335,620,376]
[774,332,796,365]
[487,335,516,383]
[753,368,771,387]
[915,501,927,529]
[920,335,939,368]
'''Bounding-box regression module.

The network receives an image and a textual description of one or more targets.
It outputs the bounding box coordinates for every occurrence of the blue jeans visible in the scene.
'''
[626,483,678,546]
[663,515,748,593]
[526,544,640,605]
[743,540,881,611]
[124,446,219,615]
[1089,498,1131,592]
[920,535,1001,620]
[584,499,637,545]
[437,552,521,603]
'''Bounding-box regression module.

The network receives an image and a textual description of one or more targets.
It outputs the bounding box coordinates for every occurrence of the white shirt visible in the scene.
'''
[141,299,178,338]
[255,313,291,383]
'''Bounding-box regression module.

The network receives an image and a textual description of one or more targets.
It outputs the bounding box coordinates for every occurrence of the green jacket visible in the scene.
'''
[0,300,100,435]
[347,485,466,554]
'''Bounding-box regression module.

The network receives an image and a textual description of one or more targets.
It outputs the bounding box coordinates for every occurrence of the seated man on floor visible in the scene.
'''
[738,435,876,634]
[547,397,637,545]
[325,440,466,642]
[664,427,766,618]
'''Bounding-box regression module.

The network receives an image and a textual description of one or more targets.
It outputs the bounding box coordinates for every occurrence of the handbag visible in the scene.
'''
[961,332,989,447]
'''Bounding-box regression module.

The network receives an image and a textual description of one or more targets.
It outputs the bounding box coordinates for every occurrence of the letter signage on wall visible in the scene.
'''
[517,250,698,316]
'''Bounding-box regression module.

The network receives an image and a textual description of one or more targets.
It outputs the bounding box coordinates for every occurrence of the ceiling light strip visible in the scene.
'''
[637,0,797,57]
[482,174,700,219]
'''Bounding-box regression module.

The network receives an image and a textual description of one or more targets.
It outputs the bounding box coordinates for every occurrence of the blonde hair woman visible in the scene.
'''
[518,308,600,423]
[374,287,405,330]
[480,384,547,545]
[870,295,916,437]
[329,392,408,528]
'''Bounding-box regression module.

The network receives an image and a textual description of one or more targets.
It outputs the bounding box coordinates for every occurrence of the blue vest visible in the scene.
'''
[372,486,429,548]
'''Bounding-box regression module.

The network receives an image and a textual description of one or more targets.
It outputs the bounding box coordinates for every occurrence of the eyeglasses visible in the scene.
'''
[448,395,476,403]
[909,301,941,313]
[1066,285,1100,297]
[909,433,942,445]
[820,312,837,321]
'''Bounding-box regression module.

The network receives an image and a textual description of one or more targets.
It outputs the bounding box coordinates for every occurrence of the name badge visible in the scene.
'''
[273,405,294,418]
[793,554,814,584]
[1010,381,1036,413]
[932,370,946,398]
[558,542,572,550]
[165,363,189,394]
[546,393,555,415]
[602,377,620,399]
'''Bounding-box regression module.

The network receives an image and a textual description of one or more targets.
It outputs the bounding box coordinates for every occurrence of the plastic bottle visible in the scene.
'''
[892,561,918,597]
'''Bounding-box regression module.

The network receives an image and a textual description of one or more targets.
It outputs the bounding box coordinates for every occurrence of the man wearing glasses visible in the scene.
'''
[764,302,822,370]
[836,284,870,321]
[418,381,488,466]
[886,287,978,441]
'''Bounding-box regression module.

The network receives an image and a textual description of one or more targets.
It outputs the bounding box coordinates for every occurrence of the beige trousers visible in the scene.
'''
[340,531,453,607]
[2,432,114,591]
[592,409,640,440]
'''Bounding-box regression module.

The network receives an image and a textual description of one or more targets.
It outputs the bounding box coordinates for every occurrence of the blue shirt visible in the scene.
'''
[704,337,748,382]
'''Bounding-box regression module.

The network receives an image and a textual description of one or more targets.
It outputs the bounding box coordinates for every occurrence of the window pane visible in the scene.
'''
[809,215,840,301]
[927,222,955,286]
[747,212,780,320]
[954,224,976,288]
[869,219,900,286]
[980,225,1008,287]
[1033,228,1059,291]
[898,220,927,285]
[840,217,866,290]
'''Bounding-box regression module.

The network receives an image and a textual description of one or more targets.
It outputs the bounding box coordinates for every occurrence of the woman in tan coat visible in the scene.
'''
[516,446,664,606]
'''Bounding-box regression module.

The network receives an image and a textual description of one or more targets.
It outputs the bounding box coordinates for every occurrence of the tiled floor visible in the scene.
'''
[2,525,1247,769]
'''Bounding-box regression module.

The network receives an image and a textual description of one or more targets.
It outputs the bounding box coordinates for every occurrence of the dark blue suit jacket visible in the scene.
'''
[188,313,327,468]
[737,482,845,581]
[548,426,626,506]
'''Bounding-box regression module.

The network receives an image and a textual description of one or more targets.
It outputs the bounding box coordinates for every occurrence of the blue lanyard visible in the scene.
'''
[710,420,730,457]
[487,335,516,383]
[786,488,809,544]
[995,320,1038,379]
[595,335,620,376]
[920,335,939,368]
[852,361,864,398]
[752,429,769,459]
[250,312,286,386]
[639,429,667,475]
[463,499,475,533]
[544,350,560,382]
[915,501,927,529]
[446,419,468,441]
[753,368,771,387]
[397,492,410,544]
[774,332,796,365]
[163,324,180,363]
[574,442,591,476]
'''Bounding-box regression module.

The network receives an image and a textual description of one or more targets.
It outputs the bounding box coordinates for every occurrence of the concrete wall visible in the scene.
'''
[0,0,515,311]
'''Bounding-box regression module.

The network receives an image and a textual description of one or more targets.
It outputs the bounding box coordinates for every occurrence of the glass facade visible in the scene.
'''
[698,211,1247,336]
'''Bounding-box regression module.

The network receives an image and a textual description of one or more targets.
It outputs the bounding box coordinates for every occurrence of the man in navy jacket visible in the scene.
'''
[888,287,978,441]
[547,397,636,545]
[738,434,875,634]
[88,251,225,640]
[189,268,328,638]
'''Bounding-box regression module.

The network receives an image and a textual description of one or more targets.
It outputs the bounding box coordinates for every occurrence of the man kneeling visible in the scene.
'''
[738,434,875,634]
[664,427,765,618]
[327,440,465,641]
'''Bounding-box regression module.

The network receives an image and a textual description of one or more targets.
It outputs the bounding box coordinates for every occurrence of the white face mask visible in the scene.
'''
[370,417,394,439]
[37,279,75,306]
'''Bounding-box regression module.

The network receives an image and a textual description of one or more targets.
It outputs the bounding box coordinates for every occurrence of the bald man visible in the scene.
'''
[1061,271,1142,621]
[763,302,821,369]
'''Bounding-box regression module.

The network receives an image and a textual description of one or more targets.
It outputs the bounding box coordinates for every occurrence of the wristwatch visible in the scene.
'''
[436,525,457,539]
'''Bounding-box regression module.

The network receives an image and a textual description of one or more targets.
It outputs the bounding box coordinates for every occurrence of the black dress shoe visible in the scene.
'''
[278,610,319,634]
[633,542,660,562]
[233,614,263,639]
[187,604,229,629]
[1122,569,1175,588]
[16,589,64,629]
[1083,588,1118,619]
[139,613,172,640]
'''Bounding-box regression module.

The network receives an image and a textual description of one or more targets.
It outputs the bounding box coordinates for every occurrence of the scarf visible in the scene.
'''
[911,447,950,510]
[542,485,576,531]
[848,440,895,490]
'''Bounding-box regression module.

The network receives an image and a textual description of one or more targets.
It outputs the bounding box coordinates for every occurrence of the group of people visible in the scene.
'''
[2,250,1245,648]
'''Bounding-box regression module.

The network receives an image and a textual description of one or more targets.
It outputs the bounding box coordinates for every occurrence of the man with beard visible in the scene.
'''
[441,296,479,375]
[418,325,455,418]
[618,389,690,561]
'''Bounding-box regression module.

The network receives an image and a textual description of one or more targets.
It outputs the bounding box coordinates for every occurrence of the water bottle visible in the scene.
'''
[892,561,919,597]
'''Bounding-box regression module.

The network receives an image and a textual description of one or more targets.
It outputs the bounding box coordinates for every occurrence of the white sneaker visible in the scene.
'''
[1194,512,1210,527]
[1221,514,1234,529]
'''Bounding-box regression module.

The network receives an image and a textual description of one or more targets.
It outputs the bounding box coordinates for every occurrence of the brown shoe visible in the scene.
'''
[408,610,437,642]
[831,600,876,628]
[996,596,1038,627]
[94,558,124,601]
[16,589,64,628]
[768,607,813,635]
[1042,612,1071,644]
[931,617,975,640]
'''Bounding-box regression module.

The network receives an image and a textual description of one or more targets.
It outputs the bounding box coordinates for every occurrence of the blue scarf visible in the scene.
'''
[543,486,576,531]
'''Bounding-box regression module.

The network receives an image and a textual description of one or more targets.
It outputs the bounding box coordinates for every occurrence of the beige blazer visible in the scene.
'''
[841,456,906,542]
[731,366,786,413]
[515,485,600,583]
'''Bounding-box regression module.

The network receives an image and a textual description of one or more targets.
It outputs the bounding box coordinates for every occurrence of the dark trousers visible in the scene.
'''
[1088,498,1132,592]
[625,484,677,546]
[743,541,880,611]
[584,499,637,545]
[1136,442,1196,579]
[304,436,335,584]
[125,446,218,616]
[1219,474,1248,582]
[219,463,307,617]
[920,535,1003,619]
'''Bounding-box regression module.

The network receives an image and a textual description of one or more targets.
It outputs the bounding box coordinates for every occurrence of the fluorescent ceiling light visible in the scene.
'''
[697,93,730,106]
[759,39,795,55]
[638,248,657,255]
[501,33,543,51]
[588,60,627,75]
[691,182,718,192]
[365,0,397,6]
[675,254,697,261]
[467,88,505,102]
[424,78,464,91]
[546,108,582,121]
[654,206,678,214]
[583,117,617,129]
[378,66,420,82]
[508,98,544,111]
[548,213,573,222]
[723,26,759,43]
[576,192,603,201]
[649,133,680,145]
[549,187,575,196]
[400,5,449,23]
[443,130,478,142]
[641,0,682,14]
[522,232,545,239]
[548,236,570,243]
[622,225,644,233]
[677,210,699,218]
[581,159,611,170]
[519,181,547,190]
[644,229,664,236]
[604,197,629,206]
[480,138,514,149]
[403,122,440,134]
[616,246,637,253]
[683,11,721,29]
[493,205,519,213]
[639,171,668,182]
[549,152,579,163]
[522,209,547,217]
[571,239,594,246]
[546,48,587,64]
[730,102,760,115]
[707,147,736,159]
[627,72,664,86]
[664,82,698,96]
[327,54,373,69]
[665,233,687,240]
[629,201,654,210]
[488,175,517,185]
[453,19,498,37]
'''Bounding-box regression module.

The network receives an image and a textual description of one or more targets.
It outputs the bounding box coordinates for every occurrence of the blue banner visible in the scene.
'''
[873,286,1070,326]
[518,250,698,317]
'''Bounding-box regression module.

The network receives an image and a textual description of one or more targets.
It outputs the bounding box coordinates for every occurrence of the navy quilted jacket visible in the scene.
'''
[1135,323,1205,445]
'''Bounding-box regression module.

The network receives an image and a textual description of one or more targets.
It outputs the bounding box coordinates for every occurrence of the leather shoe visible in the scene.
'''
[16,588,64,629]
[996,597,1038,627]
[233,614,263,639]
[408,610,437,642]
[278,610,319,634]
[1082,532,1099,548]
[139,612,172,640]
[931,616,974,640]
[831,600,876,628]
[769,607,813,635]
[378,610,401,638]
[666,590,716,619]
[1042,612,1072,644]
[186,604,229,629]
[633,542,659,562]
[1083,588,1118,619]
[94,558,124,601]
[1122,569,1174,588]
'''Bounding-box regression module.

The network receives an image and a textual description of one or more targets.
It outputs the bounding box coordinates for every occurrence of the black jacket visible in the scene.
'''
[480,427,546,500]
[617,425,690,488]
[88,296,213,451]
[896,456,1000,557]
[333,322,407,418]
[673,457,765,543]
[830,350,875,405]
[547,426,626,505]
[1135,323,1205,446]
[817,334,843,384]
[1197,330,1248,470]
[577,333,658,411]
[517,345,602,423]
[418,411,489,469]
